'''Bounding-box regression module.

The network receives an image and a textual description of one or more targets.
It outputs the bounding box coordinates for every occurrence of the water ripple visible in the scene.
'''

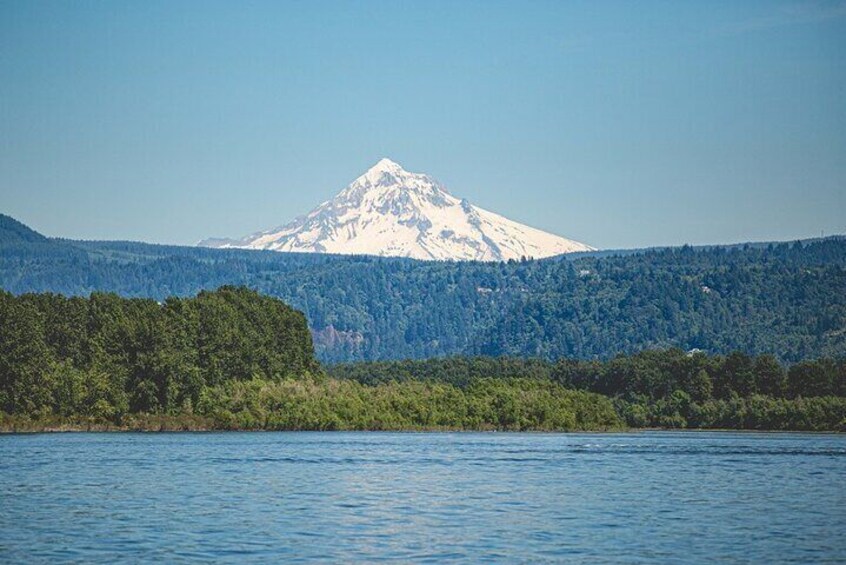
[0,431,844,563]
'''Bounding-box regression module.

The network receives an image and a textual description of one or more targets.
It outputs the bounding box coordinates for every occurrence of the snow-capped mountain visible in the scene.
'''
[198,158,594,261]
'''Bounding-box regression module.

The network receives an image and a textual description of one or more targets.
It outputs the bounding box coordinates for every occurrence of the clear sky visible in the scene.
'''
[1,1,844,249]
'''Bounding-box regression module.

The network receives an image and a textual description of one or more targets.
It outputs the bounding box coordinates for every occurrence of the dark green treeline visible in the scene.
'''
[330,352,846,431]
[0,287,318,419]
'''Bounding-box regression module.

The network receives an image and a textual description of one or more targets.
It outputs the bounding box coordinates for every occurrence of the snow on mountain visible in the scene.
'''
[198,158,595,261]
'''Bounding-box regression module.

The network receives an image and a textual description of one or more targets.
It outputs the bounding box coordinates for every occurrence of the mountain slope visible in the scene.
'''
[199,158,594,261]
[0,213,50,245]
[1,213,845,364]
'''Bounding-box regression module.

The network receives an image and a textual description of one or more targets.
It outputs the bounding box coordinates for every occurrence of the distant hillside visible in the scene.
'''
[1,214,844,363]
[0,214,49,245]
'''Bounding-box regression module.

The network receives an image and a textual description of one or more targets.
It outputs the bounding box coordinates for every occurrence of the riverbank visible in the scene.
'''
[0,414,216,433]
[0,417,622,434]
[3,417,843,434]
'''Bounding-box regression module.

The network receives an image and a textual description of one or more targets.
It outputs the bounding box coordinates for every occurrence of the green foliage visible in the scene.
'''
[0,287,622,431]
[328,356,556,388]
[331,350,845,401]
[616,395,846,431]
[0,287,318,419]
[1,216,844,364]
[0,273,844,431]
[330,350,846,430]
[195,376,623,431]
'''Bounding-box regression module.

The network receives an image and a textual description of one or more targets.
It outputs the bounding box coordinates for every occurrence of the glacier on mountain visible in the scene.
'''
[198,158,594,261]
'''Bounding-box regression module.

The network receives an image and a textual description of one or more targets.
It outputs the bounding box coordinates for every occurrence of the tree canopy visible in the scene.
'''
[0,286,318,418]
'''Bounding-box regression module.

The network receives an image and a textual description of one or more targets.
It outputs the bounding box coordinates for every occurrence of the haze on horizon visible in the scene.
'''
[1,0,844,250]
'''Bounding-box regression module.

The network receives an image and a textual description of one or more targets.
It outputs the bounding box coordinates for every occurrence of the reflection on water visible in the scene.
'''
[1,432,844,563]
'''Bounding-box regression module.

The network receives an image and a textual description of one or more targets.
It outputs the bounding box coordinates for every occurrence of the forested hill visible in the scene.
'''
[1,214,845,363]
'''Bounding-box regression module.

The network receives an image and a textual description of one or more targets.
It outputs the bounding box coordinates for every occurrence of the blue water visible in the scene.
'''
[1,432,844,563]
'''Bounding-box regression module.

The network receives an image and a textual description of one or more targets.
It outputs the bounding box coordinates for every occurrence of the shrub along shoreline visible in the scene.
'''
[0,377,625,433]
[2,374,844,433]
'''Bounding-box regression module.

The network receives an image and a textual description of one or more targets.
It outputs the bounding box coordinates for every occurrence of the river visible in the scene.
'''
[1,431,843,563]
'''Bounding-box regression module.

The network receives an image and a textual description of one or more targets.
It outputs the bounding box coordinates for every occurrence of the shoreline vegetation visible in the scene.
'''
[4,370,845,433]
[0,377,625,433]
[4,421,845,435]
[1,288,844,433]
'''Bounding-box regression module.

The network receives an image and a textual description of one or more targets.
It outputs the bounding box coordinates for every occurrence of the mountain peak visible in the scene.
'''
[199,160,595,261]
[370,157,403,173]
[355,157,410,188]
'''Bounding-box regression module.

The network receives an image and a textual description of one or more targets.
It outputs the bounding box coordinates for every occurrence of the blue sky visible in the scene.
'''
[1,0,844,249]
